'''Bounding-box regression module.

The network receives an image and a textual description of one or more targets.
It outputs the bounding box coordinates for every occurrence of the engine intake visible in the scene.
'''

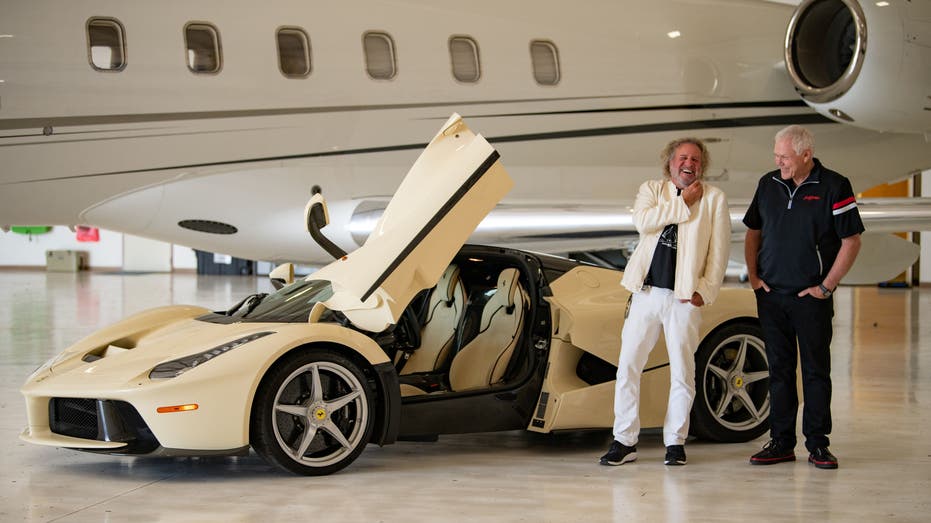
[785,0,866,104]
[784,0,931,134]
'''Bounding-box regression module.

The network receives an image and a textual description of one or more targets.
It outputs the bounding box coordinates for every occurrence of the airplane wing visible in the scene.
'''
[472,197,931,250]
[347,197,931,285]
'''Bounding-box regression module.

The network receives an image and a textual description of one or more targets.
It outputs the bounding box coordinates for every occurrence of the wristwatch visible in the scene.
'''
[818,283,833,297]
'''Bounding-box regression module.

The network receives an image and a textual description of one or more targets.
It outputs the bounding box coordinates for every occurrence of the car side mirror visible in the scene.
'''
[304,186,348,260]
[305,188,330,232]
[269,263,294,290]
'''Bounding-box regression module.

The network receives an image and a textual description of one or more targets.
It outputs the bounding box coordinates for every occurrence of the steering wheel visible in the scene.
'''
[398,307,422,350]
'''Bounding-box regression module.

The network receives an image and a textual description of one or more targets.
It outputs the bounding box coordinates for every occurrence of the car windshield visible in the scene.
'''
[231,278,334,323]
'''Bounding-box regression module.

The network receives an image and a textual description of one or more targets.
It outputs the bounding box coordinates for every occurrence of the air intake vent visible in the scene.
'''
[49,398,161,453]
[178,219,238,235]
[50,398,99,440]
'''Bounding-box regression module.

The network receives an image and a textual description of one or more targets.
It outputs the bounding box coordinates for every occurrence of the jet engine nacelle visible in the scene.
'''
[784,0,931,134]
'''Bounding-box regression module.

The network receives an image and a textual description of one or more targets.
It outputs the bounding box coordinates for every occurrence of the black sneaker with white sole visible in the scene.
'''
[599,440,637,466]
[664,445,687,466]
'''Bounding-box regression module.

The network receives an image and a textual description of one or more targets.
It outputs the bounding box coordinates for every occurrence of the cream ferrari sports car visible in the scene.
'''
[21,115,769,475]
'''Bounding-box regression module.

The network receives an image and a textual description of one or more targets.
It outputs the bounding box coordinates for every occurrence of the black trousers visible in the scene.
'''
[755,289,834,452]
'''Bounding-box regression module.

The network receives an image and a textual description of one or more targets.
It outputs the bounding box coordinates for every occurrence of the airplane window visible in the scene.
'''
[449,36,481,83]
[86,18,126,71]
[185,23,222,74]
[363,32,397,80]
[530,40,560,85]
[277,27,311,78]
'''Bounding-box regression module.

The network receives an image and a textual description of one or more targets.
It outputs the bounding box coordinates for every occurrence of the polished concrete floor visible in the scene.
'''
[1,271,929,522]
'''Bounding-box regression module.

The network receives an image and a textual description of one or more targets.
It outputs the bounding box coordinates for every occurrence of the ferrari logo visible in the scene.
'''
[733,376,744,388]
[314,408,327,421]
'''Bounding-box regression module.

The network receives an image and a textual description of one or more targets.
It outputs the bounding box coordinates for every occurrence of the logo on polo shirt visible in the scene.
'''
[803,195,821,201]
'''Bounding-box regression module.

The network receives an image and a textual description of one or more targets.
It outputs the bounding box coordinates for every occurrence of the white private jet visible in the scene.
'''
[1,0,930,282]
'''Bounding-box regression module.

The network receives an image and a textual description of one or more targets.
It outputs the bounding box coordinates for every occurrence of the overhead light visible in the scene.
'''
[875,1,889,6]
[0,35,13,38]
[667,30,681,39]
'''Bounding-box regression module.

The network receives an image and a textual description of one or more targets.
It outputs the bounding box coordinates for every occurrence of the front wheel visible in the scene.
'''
[690,322,770,442]
[251,349,374,475]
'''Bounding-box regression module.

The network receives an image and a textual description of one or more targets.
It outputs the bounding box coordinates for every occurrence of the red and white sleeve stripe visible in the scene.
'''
[832,196,857,216]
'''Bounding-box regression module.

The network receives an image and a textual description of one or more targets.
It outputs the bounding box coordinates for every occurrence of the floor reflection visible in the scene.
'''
[847,287,922,408]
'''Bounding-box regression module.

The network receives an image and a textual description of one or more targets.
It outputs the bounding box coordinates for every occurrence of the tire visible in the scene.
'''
[251,349,374,475]
[690,322,770,442]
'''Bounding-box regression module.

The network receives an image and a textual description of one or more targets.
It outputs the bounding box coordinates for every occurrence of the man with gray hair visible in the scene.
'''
[600,138,730,467]
[743,125,864,469]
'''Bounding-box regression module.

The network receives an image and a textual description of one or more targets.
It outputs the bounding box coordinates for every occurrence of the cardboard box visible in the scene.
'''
[46,250,88,272]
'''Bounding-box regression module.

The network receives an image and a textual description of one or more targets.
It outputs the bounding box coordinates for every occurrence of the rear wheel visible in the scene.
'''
[251,349,374,475]
[690,322,770,442]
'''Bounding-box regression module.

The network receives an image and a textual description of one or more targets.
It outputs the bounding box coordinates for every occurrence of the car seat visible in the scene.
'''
[448,268,526,392]
[399,264,465,375]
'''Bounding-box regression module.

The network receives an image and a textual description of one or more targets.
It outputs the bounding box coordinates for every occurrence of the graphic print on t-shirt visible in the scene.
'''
[658,223,677,249]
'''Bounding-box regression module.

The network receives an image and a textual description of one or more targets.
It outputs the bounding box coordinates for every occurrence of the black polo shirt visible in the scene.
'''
[743,158,865,293]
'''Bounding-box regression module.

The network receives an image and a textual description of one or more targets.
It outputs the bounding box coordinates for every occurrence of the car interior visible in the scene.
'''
[391,258,529,397]
[395,264,466,376]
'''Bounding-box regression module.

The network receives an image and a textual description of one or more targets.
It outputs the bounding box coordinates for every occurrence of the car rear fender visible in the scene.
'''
[699,287,758,328]
[545,266,629,365]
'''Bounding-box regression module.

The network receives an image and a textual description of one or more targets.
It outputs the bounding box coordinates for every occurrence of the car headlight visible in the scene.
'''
[148,331,274,379]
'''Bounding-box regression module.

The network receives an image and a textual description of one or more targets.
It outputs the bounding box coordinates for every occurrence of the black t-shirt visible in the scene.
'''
[743,159,865,293]
[644,189,681,290]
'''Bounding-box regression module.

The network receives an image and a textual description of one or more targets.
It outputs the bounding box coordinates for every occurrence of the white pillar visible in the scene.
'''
[123,234,172,272]
[922,170,931,284]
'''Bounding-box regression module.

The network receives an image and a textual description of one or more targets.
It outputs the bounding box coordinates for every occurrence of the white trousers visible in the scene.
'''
[613,288,701,447]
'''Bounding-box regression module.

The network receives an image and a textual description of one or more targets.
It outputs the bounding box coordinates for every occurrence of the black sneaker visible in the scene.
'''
[599,440,637,466]
[750,439,796,465]
[808,447,838,469]
[664,445,687,466]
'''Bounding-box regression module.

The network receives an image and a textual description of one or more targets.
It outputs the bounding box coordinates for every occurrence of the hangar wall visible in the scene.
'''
[0,227,197,271]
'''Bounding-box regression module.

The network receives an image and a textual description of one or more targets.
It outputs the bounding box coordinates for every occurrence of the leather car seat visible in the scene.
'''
[400,264,465,375]
[448,268,526,392]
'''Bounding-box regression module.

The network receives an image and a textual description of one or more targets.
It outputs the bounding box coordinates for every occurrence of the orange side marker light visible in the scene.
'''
[157,404,199,413]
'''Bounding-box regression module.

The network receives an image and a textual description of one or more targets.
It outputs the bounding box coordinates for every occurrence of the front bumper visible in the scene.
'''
[25,398,158,454]
[21,397,251,456]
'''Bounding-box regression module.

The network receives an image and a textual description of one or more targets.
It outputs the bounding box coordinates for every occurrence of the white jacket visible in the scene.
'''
[621,179,731,304]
